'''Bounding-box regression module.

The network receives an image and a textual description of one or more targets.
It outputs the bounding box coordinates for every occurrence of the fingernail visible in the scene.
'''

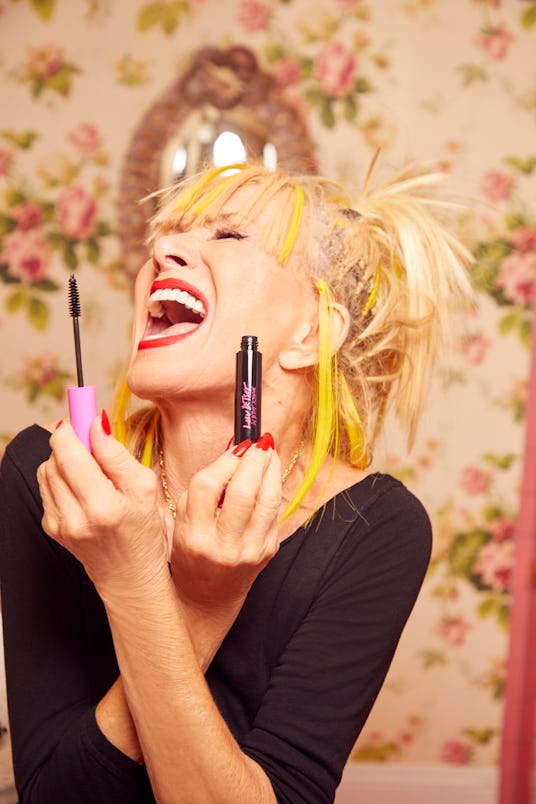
[232,439,252,457]
[225,436,234,450]
[255,432,274,451]
[54,420,64,431]
[101,408,111,435]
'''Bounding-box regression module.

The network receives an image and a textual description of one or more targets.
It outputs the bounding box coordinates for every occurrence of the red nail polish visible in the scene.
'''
[256,432,274,451]
[101,408,111,435]
[225,436,234,450]
[54,420,64,431]
[232,439,252,457]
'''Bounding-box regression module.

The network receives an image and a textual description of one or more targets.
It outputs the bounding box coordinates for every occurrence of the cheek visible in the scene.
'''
[133,260,155,313]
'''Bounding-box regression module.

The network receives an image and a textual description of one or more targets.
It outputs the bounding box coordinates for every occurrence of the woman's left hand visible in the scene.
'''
[37,415,169,599]
[170,437,282,616]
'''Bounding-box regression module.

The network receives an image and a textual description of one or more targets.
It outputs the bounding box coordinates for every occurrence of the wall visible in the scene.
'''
[0,0,535,794]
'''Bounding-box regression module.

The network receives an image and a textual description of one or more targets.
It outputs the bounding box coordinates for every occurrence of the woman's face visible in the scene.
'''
[127,185,317,406]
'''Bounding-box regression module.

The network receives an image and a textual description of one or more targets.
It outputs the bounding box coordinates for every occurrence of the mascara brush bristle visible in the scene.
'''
[68,274,81,318]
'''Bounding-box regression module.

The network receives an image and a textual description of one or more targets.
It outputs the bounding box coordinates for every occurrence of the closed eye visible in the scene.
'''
[214,229,247,241]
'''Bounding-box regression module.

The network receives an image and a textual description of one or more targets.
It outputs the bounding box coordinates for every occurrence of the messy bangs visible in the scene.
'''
[147,163,308,266]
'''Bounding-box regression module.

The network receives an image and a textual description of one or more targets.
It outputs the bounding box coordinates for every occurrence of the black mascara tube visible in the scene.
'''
[234,336,262,443]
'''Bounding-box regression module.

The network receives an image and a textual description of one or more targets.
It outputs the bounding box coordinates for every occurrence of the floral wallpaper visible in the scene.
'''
[0,0,535,791]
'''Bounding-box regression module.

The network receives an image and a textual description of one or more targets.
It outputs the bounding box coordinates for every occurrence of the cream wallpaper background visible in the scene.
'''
[0,0,535,792]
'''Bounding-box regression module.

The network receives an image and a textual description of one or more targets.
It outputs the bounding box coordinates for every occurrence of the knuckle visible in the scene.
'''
[192,468,220,496]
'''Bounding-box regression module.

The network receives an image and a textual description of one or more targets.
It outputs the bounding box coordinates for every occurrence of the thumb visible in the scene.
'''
[89,409,147,493]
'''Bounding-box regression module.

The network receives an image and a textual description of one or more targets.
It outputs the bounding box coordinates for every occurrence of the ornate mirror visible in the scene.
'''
[117,45,318,279]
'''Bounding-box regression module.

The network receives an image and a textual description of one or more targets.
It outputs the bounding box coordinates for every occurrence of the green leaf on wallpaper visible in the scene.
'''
[0,264,20,284]
[520,316,532,349]
[504,155,536,175]
[263,44,285,63]
[4,188,26,207]
[462,727,496,745]
[457,63,488,86]
[351,742,399,762]
[354,76,372,94]
[482,453,516,470]
[27,296,49,331]
[343,94,357,122]
[64,244,78,270]
[0,130,39,150]
[96,221,113,237]
[31,0,55,21]
[321,101,335,129]
[478,594,509,628]
[304,87,324,105]
[32,278,59,293]
[46,69,74,97]
[0,216,17,236]
[521,4,536,30]
[5,289,26,314]
[418,649,447,669]
[471,239,512,289]
[86,239,100,264]
[447,529,488,578]
[498,308,528,338]
[137,2,189,35]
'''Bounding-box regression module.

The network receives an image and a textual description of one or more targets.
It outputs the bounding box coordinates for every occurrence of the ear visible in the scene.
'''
[278,302,351,371]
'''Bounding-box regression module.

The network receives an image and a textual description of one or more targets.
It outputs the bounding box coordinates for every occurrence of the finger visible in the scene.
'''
[89,413,154,499]
[244,450,282,552]
[183,449,243,530]
[217,442,275,537]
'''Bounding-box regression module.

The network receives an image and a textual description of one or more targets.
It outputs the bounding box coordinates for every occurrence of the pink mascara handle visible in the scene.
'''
[68,386,97,451]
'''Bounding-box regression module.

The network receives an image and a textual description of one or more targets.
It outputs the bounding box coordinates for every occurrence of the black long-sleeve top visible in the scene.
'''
[0,425,432,803]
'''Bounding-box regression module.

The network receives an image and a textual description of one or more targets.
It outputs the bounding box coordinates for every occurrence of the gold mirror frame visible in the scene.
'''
[117,45,318,280]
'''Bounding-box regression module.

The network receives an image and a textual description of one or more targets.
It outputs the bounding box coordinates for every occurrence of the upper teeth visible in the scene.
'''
[148,287,206,318]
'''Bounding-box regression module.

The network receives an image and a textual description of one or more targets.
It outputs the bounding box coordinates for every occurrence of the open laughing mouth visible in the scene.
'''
[138,278,208,350]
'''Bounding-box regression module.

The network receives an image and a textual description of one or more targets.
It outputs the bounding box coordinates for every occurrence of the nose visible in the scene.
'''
[153,233,199,272]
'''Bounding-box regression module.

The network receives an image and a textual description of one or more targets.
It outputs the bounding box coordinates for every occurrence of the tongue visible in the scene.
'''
[144,316,200,340]
[162,300,201,325]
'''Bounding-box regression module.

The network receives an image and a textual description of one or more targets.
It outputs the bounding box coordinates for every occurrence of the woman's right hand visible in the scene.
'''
[169,435,282,628]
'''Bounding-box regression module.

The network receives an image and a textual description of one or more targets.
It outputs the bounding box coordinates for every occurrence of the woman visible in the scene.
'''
[0,159,472,802]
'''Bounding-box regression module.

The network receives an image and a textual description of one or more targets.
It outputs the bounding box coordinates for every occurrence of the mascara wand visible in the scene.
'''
[67,275,97,451]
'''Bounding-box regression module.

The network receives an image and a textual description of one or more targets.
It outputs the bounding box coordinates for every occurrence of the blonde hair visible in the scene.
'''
[115,158,473,517]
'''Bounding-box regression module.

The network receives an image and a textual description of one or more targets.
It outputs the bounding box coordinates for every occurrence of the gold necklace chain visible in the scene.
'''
[159,440,305,520]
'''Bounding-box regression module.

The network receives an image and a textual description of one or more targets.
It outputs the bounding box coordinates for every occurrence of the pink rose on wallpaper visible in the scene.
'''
[489,517,516,543]
[315,41,357,98]
[474,540,515,592]
[236,0,272,33]
[337,0,362,10]
[495,250,536,306]
[441,740,474,765]
[22,354,61,389]
[28,44,63,81]
[459,465,493,495]
[480,169,514,203]
[437,616,471,648]
[475,26,515,61]
[460,333,492,365]
[271,58,302,88]
[11,202,44,231]
[511,226,536,254]
[67,123,102,156]
[56,185,98,240]
[0,229,53,283]
[0,147,13,177]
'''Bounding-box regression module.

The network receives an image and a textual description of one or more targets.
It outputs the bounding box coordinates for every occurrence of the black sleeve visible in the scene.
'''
[0,429,153,803]
[240,483,432,804]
